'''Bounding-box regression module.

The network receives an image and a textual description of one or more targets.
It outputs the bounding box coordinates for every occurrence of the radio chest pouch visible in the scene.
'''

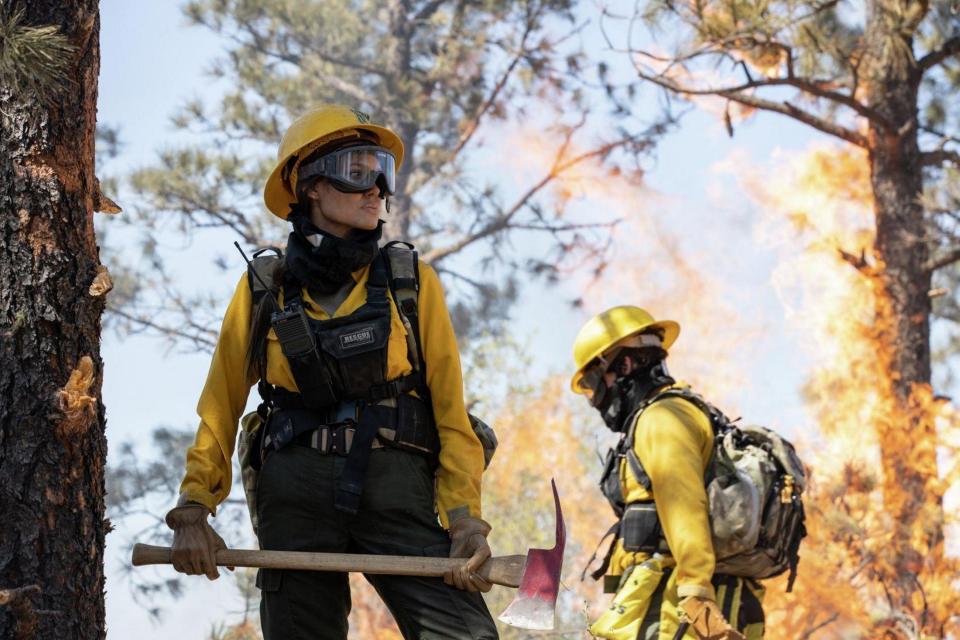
[274,257,395,408]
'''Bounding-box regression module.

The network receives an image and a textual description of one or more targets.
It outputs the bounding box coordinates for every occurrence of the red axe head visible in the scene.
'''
[498,479,566,630]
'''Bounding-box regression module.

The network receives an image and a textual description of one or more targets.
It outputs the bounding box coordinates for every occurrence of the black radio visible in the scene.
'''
[271,304,317,359]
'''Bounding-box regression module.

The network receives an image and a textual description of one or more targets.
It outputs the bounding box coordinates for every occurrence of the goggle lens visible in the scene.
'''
[298,145,397,195]
[333,147,396,193]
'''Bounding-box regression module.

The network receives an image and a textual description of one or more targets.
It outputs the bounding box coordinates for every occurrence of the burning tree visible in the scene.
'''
[601,0,960,636]
[0,1,110,639]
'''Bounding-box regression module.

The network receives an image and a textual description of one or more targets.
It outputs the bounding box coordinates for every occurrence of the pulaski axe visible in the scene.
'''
[132,480,566,630]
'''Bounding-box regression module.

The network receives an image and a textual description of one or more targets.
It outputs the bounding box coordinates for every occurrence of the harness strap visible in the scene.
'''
[268,371,423,409]
[335,403,394,514]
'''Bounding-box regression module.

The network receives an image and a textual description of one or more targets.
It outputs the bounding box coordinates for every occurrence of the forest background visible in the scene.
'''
[3,0,958,638]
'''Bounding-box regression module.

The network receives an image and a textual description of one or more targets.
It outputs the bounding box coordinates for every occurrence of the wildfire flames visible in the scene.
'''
[737,144,960,638]
[339,137,959,638]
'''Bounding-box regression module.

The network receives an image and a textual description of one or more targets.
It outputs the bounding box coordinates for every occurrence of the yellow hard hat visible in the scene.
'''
[263,104,405,219]
[570,305,679,394]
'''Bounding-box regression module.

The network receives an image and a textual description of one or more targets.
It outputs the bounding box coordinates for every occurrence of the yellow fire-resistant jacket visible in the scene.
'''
[591,392,719,640]
[178,259,484,528]
[611,394,716,598]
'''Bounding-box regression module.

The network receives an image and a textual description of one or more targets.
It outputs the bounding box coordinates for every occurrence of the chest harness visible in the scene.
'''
[244,242,438,515]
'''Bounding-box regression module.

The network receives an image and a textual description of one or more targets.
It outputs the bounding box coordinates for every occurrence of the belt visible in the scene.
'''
[291,423,385,456]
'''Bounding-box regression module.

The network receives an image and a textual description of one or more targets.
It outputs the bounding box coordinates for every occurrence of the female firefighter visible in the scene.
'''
[570,306,763,640]
[163,104,499,640]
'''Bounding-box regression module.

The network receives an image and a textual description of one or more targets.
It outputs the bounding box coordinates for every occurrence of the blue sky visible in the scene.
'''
[96,1,831,637]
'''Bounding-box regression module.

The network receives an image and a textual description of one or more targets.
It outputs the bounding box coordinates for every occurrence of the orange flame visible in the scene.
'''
[729,143,960,637]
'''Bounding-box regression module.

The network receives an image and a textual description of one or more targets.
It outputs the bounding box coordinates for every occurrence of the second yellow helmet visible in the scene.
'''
[570,306,679,394]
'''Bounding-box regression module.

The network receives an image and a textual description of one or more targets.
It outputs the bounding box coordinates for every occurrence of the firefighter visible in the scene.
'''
[164,104,498,639]
[571,306,763,639]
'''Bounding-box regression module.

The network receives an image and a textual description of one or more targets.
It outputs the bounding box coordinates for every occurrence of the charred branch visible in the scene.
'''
[838,247,875,274]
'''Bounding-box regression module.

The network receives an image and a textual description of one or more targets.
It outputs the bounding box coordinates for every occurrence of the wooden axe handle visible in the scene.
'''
[131,544,525,588]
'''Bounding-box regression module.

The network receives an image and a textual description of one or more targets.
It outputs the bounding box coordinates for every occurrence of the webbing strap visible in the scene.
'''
[382,243,431,399]
[625,449,652,491]
[581,521,620,582]
[335,403,394,514]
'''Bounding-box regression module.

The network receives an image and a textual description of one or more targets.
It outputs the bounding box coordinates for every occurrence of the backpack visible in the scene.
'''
[605,388,807,590]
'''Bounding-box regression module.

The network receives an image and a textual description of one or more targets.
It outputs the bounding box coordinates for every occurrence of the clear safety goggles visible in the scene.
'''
[576,332,664,397]
[297,144,396,195]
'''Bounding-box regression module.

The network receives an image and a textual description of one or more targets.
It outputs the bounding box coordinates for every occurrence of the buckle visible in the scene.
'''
[330,422,357,455]
[310,426,330,453]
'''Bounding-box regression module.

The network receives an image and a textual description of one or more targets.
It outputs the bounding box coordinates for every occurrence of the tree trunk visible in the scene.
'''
[864,1,940,632]
[0,2,107,639]
[382,1,418,243]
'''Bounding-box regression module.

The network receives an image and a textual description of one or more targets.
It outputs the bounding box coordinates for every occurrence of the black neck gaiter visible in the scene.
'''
[284,206,383,294]
[595,364,675,433]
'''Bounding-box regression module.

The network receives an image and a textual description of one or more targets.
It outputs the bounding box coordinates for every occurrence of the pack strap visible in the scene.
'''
[625,449,653,492]
[581,521,621,582]
[382,242,430,396]
[620,386,723,490]
[246,246,283,306]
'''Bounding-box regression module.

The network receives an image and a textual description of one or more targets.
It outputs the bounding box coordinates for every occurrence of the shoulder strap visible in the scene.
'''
[381,241,428,390]
[247,247,283,305]
[621,387,722,491]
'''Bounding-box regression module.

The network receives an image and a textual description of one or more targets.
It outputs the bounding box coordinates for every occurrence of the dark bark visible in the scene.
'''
[864,0,939,630]
[0,1,107,639]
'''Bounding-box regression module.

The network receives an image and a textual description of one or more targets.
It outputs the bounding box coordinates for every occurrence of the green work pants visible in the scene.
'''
[255,444,499,640]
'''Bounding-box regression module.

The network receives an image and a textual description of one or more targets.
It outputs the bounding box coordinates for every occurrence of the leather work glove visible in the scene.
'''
[443,516,493,593]
[679,596,746,640]
[165,496,229,580]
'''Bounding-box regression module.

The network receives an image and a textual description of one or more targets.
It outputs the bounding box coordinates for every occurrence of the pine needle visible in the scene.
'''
[0,7,76,103]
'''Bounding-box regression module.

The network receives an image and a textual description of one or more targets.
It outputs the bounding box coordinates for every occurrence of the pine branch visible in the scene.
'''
[409,26,536,195]
[635,70,869,147]
[105,306,218,352]
[423,133,641,264]
[925,247,960,273]
[916,36,960,74]
[921,149,960,167]
[414,0,447,22]
[0,8,76,104]
[640,64,884,126]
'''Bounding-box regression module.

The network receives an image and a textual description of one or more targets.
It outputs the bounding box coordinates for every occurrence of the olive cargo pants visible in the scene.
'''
[255,444,499,640]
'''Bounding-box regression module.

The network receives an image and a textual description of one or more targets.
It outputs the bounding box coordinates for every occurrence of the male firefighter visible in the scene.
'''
[570,306,764,639]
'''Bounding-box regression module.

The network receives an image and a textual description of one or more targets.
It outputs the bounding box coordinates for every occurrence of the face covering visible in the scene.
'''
[592,356,674,433]
[284,205,383,294]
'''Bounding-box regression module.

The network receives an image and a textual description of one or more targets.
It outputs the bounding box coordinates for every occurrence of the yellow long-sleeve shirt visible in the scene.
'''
[609,394,717,600]
[179,259,484,528]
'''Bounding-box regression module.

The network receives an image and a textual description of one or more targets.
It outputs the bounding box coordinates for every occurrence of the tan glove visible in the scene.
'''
[443,516,493,593]
[165,496,228,580]
[679,596,745,640]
